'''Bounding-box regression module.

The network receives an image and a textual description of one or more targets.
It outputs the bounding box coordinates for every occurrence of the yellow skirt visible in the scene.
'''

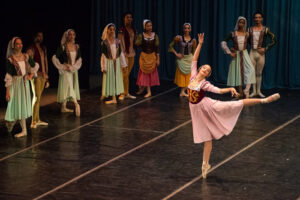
[174,67,191,87]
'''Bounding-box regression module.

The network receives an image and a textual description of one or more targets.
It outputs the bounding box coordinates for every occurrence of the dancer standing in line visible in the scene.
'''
[221,16,256,98]
[118,12,137,100]
[52,29,82,116]
[100,23,127,104]
[27,32,49,128]
[189,33,280,178]
[169,23,196,97]
[248,11,276,97]
[135,19,160,98]
[5,37,39,137]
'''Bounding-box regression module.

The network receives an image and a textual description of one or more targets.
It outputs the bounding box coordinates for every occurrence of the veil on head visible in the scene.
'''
[234,16,247,31]
[101,23,116,41]
[143,19,151,30]
[183,22,192,31]
[6,37,20,58]
[61,29,75,46]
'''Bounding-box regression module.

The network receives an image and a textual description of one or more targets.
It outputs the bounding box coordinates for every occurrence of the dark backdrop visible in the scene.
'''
[1,0,299,106]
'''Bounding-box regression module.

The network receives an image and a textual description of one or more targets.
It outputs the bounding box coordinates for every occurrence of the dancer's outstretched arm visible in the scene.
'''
[219,87,239,97]
[192,33,204,62]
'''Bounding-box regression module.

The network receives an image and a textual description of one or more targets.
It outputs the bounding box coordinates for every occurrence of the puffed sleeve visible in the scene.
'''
[70,57,82,72]
[202,81,221,94]
[221,32,233,54]
[70,47,82,72]
[52,46,66,75]
[28,56,39,74]
[4,73,12,87]
[4,60,14,87]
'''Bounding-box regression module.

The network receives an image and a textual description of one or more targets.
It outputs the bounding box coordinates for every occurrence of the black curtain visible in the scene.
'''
[90,0,300,89]
[0,0,92,106]
[1,0,299,106]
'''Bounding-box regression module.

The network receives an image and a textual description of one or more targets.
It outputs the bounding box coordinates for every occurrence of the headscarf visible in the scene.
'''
[183,23,192,31]
[6,37,21,58]
[234,16,247,32]
[61,29,75,46]
[143,19,151,30]
[101,23,116,41]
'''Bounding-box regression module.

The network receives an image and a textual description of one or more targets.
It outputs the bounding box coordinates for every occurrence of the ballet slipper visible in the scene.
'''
[202,161,211,179]
[261,93,280,103]
[144,93,151,98]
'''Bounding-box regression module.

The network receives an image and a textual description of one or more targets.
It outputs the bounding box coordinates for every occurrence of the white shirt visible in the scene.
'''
[252,31,261,49]
[69,51,76,65]
[237,36,245,51]
[18,61,26,76]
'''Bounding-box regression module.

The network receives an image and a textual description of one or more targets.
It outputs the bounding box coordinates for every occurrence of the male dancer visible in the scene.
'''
[118,12,137,100]
[249,11,276,97]
[27,32,49,128]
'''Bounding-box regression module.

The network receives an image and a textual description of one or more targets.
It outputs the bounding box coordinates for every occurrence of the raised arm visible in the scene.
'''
[192,33,204,61]
[190,33,204,79]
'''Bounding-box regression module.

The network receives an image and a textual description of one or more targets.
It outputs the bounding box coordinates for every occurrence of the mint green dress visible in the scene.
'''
[101,39,125,97]
[5,55,36,121]
[52,44,82,103]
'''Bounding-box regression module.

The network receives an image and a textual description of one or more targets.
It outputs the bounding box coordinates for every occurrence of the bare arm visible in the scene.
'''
[192,33,204,61]
[219,87,239,97]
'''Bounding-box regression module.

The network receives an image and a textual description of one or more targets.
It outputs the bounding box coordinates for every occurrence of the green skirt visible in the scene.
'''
[5,76,32,121]
[227,50,256,86]
[57,71,80,103]
[102,58,124,97]
[176,54,193,74]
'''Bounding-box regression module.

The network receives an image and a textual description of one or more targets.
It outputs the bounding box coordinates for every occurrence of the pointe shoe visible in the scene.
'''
[36,121,48,126]
[118,94,125,101]
[15,131,27,138]
[30,122,37,129]
[75,104,80,117]
[257,91,266,98]
[144,93,151,98]
[202,163,211,179]
[261,93,280,103]
[105,99,117,104]
[126,94,136,99]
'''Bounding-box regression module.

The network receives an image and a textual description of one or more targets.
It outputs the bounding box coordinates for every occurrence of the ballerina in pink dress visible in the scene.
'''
[189,33,280,178]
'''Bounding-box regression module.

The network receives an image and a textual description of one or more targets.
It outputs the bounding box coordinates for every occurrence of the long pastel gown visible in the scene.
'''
[188,61,244,143]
